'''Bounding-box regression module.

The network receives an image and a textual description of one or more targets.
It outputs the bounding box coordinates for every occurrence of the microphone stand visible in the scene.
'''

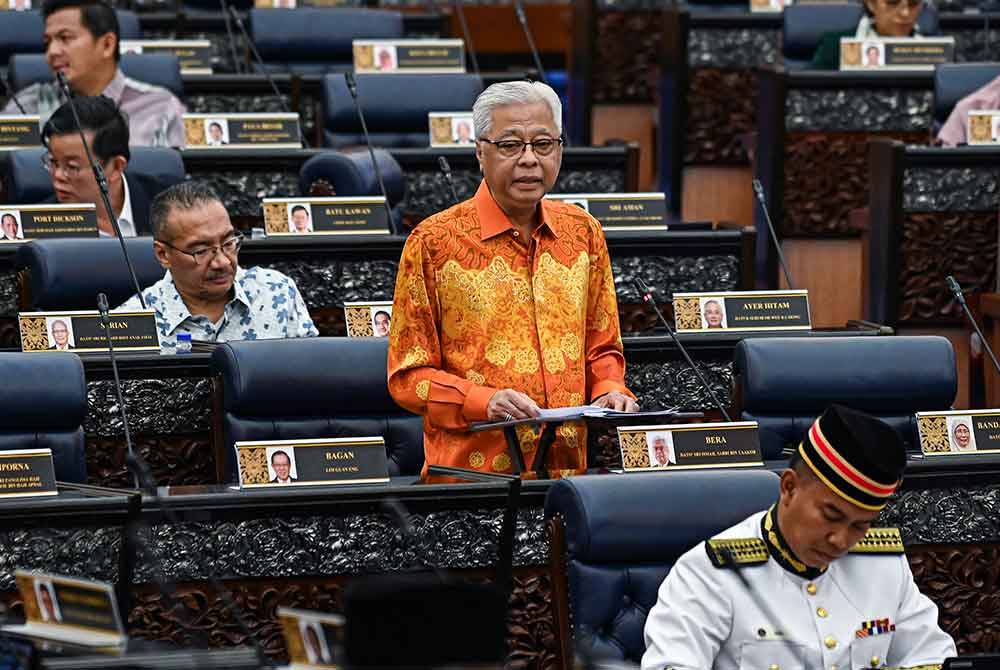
[451,0,480,79]
[752,178,795,290]
[634,277,733,422]
[2,73,26,114]
[56,73,146,309]
[947,275,1000,377]
[344,73,398,234]
[513,0,547,85]
[219,0,244,74]
[438,156,460,205]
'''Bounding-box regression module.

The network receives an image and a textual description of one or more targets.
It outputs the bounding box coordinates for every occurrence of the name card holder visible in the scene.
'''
[748,0,786,13]
[235,437,390,489]
[839,37,955,71]
[18,310,160,353]
[916,409,1000,456]
[672,290,811,332]
[278,607,345,669]
[546,193,668,231]
[429,112,475,147]
[183,113,302,149]
[618,421,763,471]
[120,40,213,74]
[0,203,98,242]
[262,197,391,236]
[0,448,57,498]
[0,114,40,150]
[344,301,394,338]
[353,39,466,74]
[968,110,1000,145]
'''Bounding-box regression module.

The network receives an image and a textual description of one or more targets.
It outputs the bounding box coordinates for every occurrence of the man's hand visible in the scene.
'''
[487,389,541,421]
[592,391,639,412]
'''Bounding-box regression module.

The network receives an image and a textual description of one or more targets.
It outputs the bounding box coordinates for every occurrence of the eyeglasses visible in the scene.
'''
[157,234,243,265]
[478,137,563,158]
[41,153,85,179]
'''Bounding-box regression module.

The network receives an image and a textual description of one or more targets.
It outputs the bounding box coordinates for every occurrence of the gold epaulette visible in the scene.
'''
[706,538,769,568]
[848,527,904,554]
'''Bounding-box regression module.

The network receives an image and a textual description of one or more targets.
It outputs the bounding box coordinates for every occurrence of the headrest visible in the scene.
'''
[249,8,402,63]
[782,4,863,60]
[0,352,86,429]
[126,147,186,184]
[9,53,182,99]
[212,337,409,417]
[735,336,957,414]
[934,63,1000,124]
[545,470,780,564]
[16,238,164,310]
[299,149,405,207]
[0,10,139,65]
[322,73,483,134]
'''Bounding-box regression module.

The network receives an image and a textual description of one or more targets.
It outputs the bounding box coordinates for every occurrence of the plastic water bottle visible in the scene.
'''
[176,332,192,355]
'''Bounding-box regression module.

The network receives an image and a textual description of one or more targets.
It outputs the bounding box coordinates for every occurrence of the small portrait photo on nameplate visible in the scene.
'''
[672,290,811,333]
[5,0,31,10]
[255,0,297,6]
[617,421,763,472]
[120,40,213,74]
[0,114,41,150]
[279,607,345,669]
[235,437,391,489]
[967,110,1000,145]
[0,448,57,498]
[262,197,391,236]
[344,301,393,338]
[3,571,126,647]
[748,0,785,14]
[18,310,160,353]
[546,193,668,231]
[353,39,466,74]
[183,113,301,150]
[428,112,475,147]
[0,203,98,242]
[840,37,954,71]
[916,409,1000,456]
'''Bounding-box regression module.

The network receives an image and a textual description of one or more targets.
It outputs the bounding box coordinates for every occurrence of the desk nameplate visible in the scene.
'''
[121,40,212,74]
[353,39,465,74]
[546,192,668,231]
[183,113,301,149]
[278,607,344,669]
[262,196,391,236]
[840,37,954,71]
[0,448,56,498]
[344,300,393,338]
[235,437,390,489]
[0,203,98,242]
[0,114,40,150]
[18,310,160,353]
[673,290,811,332]
[968,110,1000,145]
[917,409,1000,456]
[429,112,475,148]
[618,421,763,471]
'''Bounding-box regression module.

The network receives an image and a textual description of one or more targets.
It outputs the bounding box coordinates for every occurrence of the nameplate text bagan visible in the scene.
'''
[235,437,391,489]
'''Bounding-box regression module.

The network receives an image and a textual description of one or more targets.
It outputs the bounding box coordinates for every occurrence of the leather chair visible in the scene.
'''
[9,53,183,99]
[321,73,483,149]
[211,337,424,483]
[299,149,406,229]
[933,62,1000,130]
[248,8,403,75]
[16,238,164,311]
[735,336,957,459]
[0,352,88,483]
[0,10,140,66]
[544,470,780,665]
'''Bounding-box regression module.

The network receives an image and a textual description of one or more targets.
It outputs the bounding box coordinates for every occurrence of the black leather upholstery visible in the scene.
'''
[321,73,483,148]
[299,149,406,213]
[735,336,957,458]
[211,337,424,483]
[544,470,780,663]
[0,352,88,483]
[9,53,183,98]
[0,10,140,65]
[933,62,1000,126]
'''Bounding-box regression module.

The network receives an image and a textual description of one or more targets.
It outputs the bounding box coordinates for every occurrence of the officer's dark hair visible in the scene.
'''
[150,181,224,241]
[270,450,291,464]
[290,205,309,216]
[41,0,122,62]
[787,448,818,484]
[42,95,130,164]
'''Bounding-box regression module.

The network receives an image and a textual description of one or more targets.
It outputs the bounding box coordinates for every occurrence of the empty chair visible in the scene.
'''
[299,149,406,229]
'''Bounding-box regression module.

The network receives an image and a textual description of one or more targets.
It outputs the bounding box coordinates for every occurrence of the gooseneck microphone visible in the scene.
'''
[2,73,26,114]
[947,275,1000,376]
[218,0,244,74]
[55,72,146,309]
[98,293,139,490]
[452,0,481,78]
[344,72,397,234]
[634,277,733,422]
[513,0,548,85]
[752,179,795,290]
[438,156,460,206]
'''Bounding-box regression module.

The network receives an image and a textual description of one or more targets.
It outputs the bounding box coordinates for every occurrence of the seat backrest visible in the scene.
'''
[0,352,88,483]
[544,470,780,664]
[735,336,956,458]
[248,8,402,74]
[0,10,139,66]
[933,62,1000,126]
[16,238,164,310]
[9,53,182,98]
[321,73,483,148]
[782,4,863,69]
[211,337,424,483]
[299,149,406,206]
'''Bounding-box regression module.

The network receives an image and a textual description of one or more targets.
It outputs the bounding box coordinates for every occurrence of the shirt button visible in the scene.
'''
[806,583,817,595]
[816,607,828,618]
[824,636,837,649]
[512,231,519,237]
[870,656,881,668]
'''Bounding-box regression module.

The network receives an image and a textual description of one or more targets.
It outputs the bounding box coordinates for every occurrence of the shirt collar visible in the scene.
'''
[473,180,558,241]
[102,69,127,105]
[118,174,135,236]
[760,504,827,580]
[159,266,250,334]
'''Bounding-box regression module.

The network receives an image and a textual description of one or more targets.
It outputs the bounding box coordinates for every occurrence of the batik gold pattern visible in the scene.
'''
[415,380,430,400]
[969,115,993,143]
[344,306,375,337]
[466,370,485,385]
[561,333,582,361]
[18,316,48,351]
[469,451,485,468]
[621,431,651,469]
[262,203,287,234]
[917,417,949,453]
[400,345,429,368]
[492,453,512,472]
[485,340,513,366]
[674,297,702,330]
[237,447,269,485]
[183,118,206,146]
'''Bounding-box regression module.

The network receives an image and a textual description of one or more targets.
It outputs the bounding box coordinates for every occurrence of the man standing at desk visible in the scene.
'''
[387,81,637,476]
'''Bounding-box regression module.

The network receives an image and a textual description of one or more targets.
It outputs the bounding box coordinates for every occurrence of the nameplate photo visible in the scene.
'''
[344,301,393,338]
[4,571,125,647]
[0,203,98,243]
[672,290,811,332]
[839,37,954,71]
[18,310,160,353]
[255,0,354,7]
[353,39,466,74]
[0,448,56,498]
[120,40,213,74]
[429,112,475,148]
[618,421,763,471]
[1,0,32,11]
[278,607,345,669]
[967,110,1000,146]
[546,192,668,231]
[262,197,391,236]
[916,409,1000,456]
[748,0,786,14]
[235,437,391,489]
[183,113,302,149]
[0,115,40,150]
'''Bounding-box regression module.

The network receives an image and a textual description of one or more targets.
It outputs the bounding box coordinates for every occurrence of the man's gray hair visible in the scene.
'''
[472,81,562,139]
[150,180,224,240]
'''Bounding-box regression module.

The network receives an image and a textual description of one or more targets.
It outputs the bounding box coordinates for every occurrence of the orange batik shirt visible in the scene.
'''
[387,181,634,475]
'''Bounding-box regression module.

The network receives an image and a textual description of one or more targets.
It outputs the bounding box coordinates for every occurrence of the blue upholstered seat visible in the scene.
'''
[933,62,1000,129]
[8,53,183,99]
[0,10,140,65]
[299,149,406,229]
[0,352,88,483]
[544,470,780,664]
[211,337,424,483]
[735,336,956,459]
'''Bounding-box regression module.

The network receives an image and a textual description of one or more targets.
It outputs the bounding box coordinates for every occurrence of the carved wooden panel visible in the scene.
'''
[593,11,662,103]
[684,69,756,165]
[87,435,214,488]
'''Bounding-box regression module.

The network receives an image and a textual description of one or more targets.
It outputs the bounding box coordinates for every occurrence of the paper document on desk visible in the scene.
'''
[536,406,684,421]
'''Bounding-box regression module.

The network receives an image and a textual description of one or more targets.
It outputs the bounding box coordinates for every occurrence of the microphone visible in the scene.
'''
[227,5,310,148]
[344,72,398,234]
[97,293,139,491]
[438,156,460,206]
[513,0,547,85]
[751,179,795,290]
[947,275,1000,376]
[633,277,733,422]
[451,0,481,78]
[2,73,26,115]
[55,72,146,310]
[218,0,244,74]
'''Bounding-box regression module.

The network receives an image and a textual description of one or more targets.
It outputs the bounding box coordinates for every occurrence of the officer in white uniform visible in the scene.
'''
[642,404,957,670]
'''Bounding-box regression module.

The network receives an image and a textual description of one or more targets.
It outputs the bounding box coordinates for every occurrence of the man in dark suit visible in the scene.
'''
[48,319,74,350]
[41,95,176,237]
[270,450,296,484]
